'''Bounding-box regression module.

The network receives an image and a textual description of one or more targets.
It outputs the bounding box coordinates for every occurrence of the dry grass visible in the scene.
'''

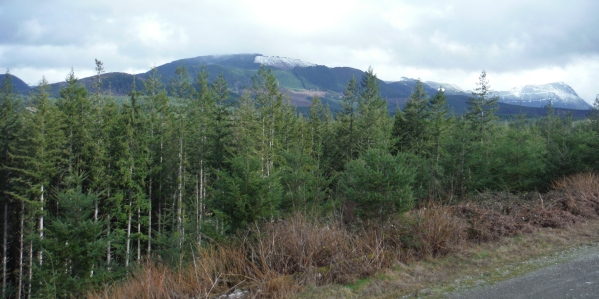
[88,172,599,299]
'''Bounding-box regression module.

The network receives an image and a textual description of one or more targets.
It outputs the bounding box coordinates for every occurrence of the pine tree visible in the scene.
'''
[427,88,451,200]
[391,79,430,155]
[465,71,498,142]
[590,95,599,135]
[207,74,233,173]
[0,71,22,299]
[337,76,360,163]
[17,77,67,281]
[143,67,169,256]
[169,64,192,249]
[357,68,389,152]
[252,66,285,177]
[35,179,107,299]
[212,154,282,232]
[340,148,414,223]
[57,69,92,187]
[491,117,546,191]
[186,67,214,247]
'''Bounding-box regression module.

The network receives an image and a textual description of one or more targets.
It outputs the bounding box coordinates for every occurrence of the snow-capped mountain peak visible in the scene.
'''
[424,81,465,94]
[495,82,590,110]
[254,55,316,70]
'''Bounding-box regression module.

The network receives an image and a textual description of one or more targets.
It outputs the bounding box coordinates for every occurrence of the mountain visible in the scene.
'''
[2,54,592,115]
[494,82,591,110]
[0,73,32,94]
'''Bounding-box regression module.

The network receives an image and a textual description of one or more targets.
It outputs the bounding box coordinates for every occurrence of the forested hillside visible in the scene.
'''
[1,63,599,298]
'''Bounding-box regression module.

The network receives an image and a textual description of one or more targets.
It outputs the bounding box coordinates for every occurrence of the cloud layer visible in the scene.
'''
[1,0,597,102]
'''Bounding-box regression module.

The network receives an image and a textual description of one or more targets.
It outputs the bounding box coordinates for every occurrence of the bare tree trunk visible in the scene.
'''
[137,207,141,263]
[27,242,32,299]
[125,204,131,268]
[38,184,44,265]
[147,178,152,256]
[177,134,183,249]
[18,203,24,299]
[106,174,111,269]
[126,162,133,267]
[2,202,7,299]
[94,198,98,224]
[195,175,200,247]
[106,213,111,269]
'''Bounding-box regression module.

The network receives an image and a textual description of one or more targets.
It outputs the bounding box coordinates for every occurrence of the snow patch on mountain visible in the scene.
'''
[495,82,591,110]
[254,55,316,70]
[424,81,466,94]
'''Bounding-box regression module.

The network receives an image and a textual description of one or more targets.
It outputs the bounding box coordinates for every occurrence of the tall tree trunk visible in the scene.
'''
[147,178,152,256]
[2,202,7,299]
[106,213,111,269]
[125,204,131,268]
[39,184,44,265]
[177,134,183,249]
[195,175,200,247]
[94,198,98,223]
[18,203,24,299]
[27,242,32,299]
[137,207,141,263]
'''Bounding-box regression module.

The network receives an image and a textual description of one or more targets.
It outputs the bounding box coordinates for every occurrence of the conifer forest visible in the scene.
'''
[1,61,599,298]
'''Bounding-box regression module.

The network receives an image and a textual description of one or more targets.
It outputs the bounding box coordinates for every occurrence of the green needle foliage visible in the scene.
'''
[340,148,414,223]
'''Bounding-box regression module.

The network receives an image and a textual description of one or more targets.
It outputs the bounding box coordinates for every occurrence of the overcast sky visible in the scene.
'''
[1,0,598,103]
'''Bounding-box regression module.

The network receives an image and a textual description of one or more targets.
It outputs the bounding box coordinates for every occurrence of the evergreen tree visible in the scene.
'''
[212,154,282,232]
[207,74,233,173]
[35,181,107,299]
[391,79,430,155]
[491,117,546,191]
[589,95,599,136]
[186,67,214,247]
[251,66,285,177]
[427,88,451,200]
[336,76,360,164]
[143,67,169,256]
[169,64,192,249]
[356,67,389,152]
[15,77,67,281]
[340,148,414,223]
[57,69,92,187]
[0,71,22,299]
[465,70,498,142]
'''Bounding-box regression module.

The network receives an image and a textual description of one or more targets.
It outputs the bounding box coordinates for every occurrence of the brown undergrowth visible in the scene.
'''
[88,172,599,299]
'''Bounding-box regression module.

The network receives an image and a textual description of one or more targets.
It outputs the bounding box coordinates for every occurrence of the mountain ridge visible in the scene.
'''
[4,54,592,113]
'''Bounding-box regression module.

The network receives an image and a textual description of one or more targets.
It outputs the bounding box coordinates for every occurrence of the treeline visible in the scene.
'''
[1,62,599,298]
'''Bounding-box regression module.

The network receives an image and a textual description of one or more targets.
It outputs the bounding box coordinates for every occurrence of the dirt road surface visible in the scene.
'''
[448,246,599,298]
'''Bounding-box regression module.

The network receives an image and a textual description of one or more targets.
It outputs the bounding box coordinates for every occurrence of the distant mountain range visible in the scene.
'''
[3,54,592,116]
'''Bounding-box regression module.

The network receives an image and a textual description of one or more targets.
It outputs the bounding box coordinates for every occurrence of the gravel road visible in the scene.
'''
[447,245,599,299]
